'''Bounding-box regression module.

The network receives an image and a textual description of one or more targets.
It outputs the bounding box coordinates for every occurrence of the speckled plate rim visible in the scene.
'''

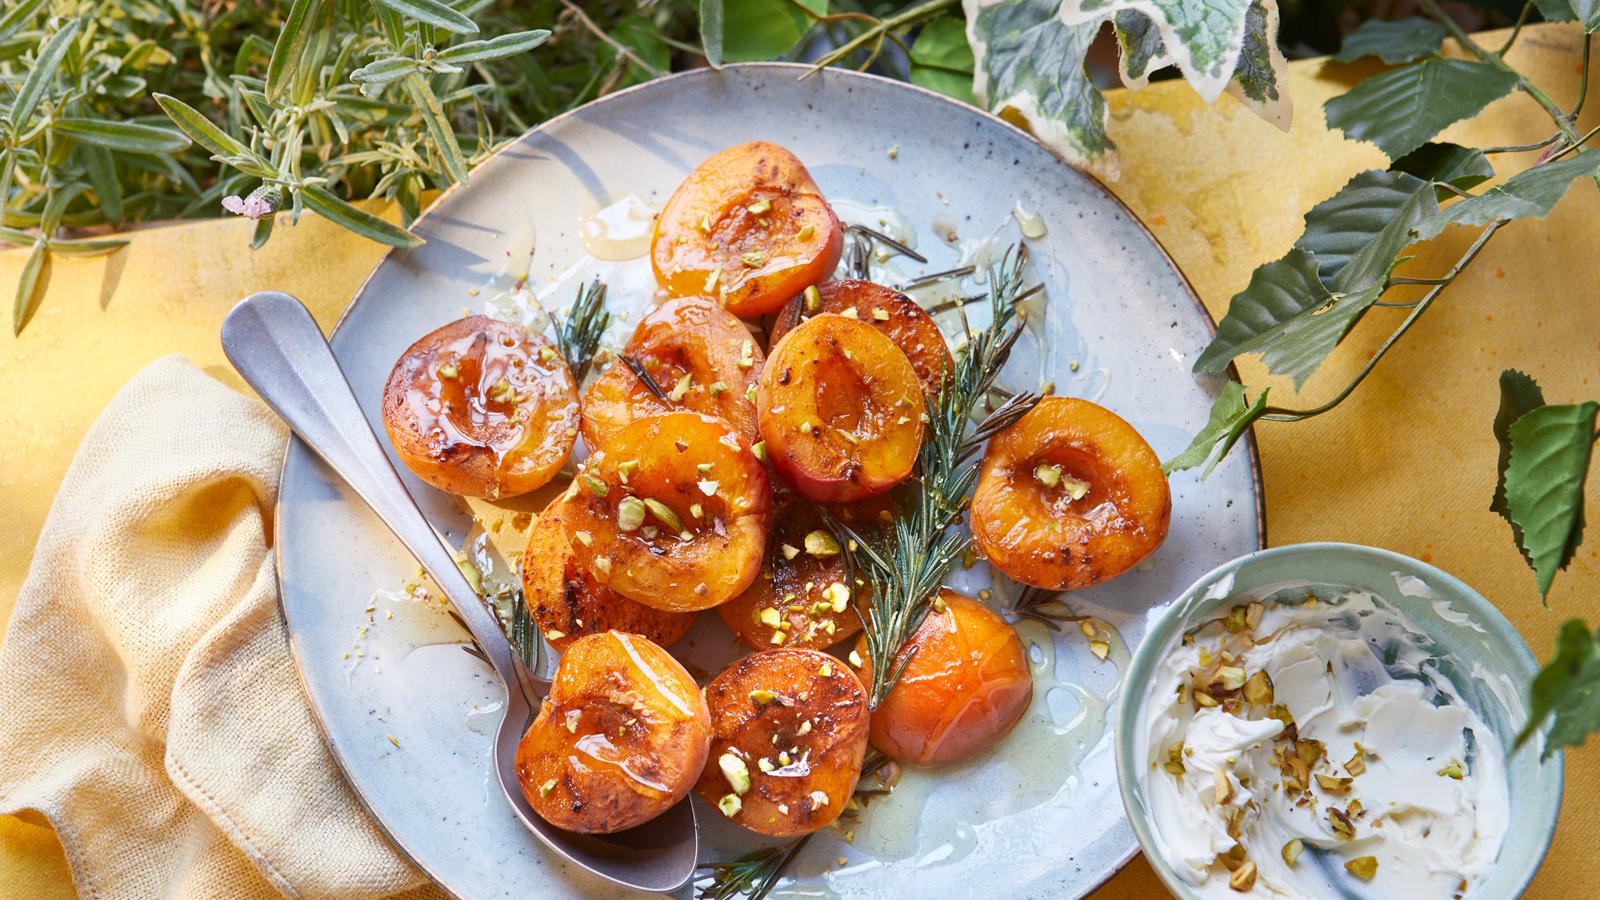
[267,62,1269,897]
[1113,541,1563,900]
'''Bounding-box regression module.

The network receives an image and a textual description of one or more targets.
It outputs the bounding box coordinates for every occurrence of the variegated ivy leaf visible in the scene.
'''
[1111,1,1290,130]
[965,0,1113,176]
[1064,0,1252,102]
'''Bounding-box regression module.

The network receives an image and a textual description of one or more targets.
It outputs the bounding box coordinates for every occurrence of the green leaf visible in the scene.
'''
[1390,141,1495,199]
[154,93,256,160]
[403,73,469,184]
[1492,369,1546,554]
[12,241,48,336]
[436,30,550,64]
[602,15,670,83]
[46,237,129,258]
[252,215,275,250]
[1532,0,1577,23]
[699,0,725,69]
[1505,401,1598,600]
[1065,0,1252,101]
[266,0,320,103]
[909,16,975,105]
[350,56,421,84]
[53,118,190,155]
[1448,152,1600,225]
[81,145,124,225]
[300,185,423,248]
[1296,170,1435,285]
[11,18,80,127]
[1571,0,1600,31]
[375,0,478,34]
[1516,619,1600,759]
[967,0,1112,172]
[1324,58,1518,160]
[717,0,823,62]
[1163,381,1270,477]
[0,0,47,43]
[1112,10,1170,88]
[1332,17,1446,64]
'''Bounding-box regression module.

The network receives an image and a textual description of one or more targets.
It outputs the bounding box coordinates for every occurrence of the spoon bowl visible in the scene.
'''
[221,290,700,894]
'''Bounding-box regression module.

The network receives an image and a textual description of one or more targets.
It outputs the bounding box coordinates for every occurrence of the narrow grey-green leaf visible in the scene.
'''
[403,73,469,184]
[1163,380,1270,478]
[45,237,129,257]
[1516,619,1600,759]
[155,93,256,160]
[300,185,423,248]
[350,56,420,84]
[12,241,48,336]
[81,145,123,224]
[0,0,47,43]
[41,182,88,234]
[1324,58,1518,160]
[1493,369,1546,558]
[1448,151,1600,225]
[699,0,725,69]
[1296,170,1434,284]
[54,118,191,154]
[1332,17,1446,64]
[11,18,80,126]
[375,0,478,34]
[967,0,1112,171]
[1506,401,1599,600]
[252,214,275,250]
[266,0,320,103]
[1391,142,1494,199]
[436,30,550,64]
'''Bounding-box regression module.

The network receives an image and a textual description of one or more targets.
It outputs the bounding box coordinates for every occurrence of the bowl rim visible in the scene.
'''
[1113,540,1564,899]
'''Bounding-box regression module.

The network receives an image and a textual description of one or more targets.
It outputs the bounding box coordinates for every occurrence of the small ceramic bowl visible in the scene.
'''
[1115,542,1562,899]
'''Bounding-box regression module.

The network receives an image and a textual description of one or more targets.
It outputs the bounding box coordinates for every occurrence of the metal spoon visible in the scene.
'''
[221,291,700,894]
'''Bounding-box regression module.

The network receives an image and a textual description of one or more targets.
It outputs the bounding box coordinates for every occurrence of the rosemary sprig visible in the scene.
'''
[619,353,672,403]
[830,244,1040,708]
[695,835,813,900]
[1008,585,1086,631]
[553,277,611,381]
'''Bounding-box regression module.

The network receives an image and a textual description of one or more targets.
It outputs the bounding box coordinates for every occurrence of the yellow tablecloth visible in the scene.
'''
[2,25,1594,898]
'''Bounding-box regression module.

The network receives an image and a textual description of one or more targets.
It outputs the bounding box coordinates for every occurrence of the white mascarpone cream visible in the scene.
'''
[1137,590,1508,898]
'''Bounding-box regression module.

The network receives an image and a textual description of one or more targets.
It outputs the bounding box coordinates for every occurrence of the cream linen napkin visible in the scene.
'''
[0,356,442,899]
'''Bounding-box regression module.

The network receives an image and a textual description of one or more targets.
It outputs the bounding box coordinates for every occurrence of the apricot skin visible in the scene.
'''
[852,591,1032,767]
[651,142,843,317]
[770,280,952,398]
[515,631,710,834]
[970,396,1170,590]
[695,648,870,836]
[381,315,578,499]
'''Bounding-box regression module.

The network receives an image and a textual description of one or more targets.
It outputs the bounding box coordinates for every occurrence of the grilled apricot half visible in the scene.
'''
[382,315,579,499]
[770,280,952,398]
[970,396,1170,590]
[521,499,696,653]
[716,495,893,650]
[696,648,870,836]
[561,411,771,611]
[651,142,843,317]
[581,296,763,450]
[516,631,710,834]
[852,591,1032,767]
[758,314,926,503]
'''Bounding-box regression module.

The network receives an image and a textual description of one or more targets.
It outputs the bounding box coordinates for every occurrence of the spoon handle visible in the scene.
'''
[221,291,534,700]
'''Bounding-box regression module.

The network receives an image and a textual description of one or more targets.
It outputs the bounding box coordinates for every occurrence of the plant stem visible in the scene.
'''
[1497,1,1535,56]
[557,0,663,78]
[802,0,957,77]
[1260,223,1504,423]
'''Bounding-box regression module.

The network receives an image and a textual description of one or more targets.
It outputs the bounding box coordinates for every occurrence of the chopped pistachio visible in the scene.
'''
[819,662,833,677]
[1345,749,1367,777]
[436,363,459,379]
[1090,640,1111,660]
[689,502,704,519]
[781,543,801,560]
[1241,670,1274,705]
[799,421,814,435]
[1062,475,1091,501]
[747,198,771,215]
[805,530,841,557]
[719,753,751,795]
[758,757,775,773]
[770,630,787,645]
[1194,689,1219,708]
[1281,839,1303,865]
[1217,665,1247,691]
[1345,856,1378,881]
[796,223,815,241]
[746,384,758,404]
[710,381,728,396]
[822,581,850,612]
[717,794,742,818]
[539,345,557,363]
[871,307,890,321]
[539,778,557,797]
[580,473,608,497]
[643,498,684,532]
[1228,860,1257,892]
[751,440,767,462]
[669,372,692,402]
[740,251,764,267]
[798,719,812,735]
[594,555,611,575]
[1033,463,1062,487]
[848,650,863,668]
[1315,774,1352,794]
[544,629,566,641]
[750,689,777,705]
[810,790,829,808]
[698,480,719,496]
[1437,762,1464,779]
[616,496,646,532]
[697,213,712,233]
[705,267,722,292]
[758,608,782,628]
[840,305,859,319]
[931,595,947,613]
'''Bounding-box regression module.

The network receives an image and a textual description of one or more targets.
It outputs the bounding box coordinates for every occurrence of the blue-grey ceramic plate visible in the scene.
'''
[1116,542,1560,899]
[275,63,1264,898]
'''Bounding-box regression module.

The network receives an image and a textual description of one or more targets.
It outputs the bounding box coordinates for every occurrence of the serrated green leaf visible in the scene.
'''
[1390,141,1494,199]
[909,16,975,105]
[1516,619,1600,759]
[11,18,80,127]
[699,0,725,69]
[1492,370,1546,554]
[1448,152,1600,225]
[1066,0,1252,101]
[300,185,423,248]
[436,30,550,64]
[12,241,48,336]
[1297,170,1435,284]
[1112,10,1170,88]
[1163,380,1270,477]
[403,73,469,185]
[375,0,478,34]
[1532,0,1577,23]
[966,0,1112,172]
[266,0,320,103]
[1506,400,1598,600]
[53,118,191,154]
[717,0,823,62]
[1572,0,1600,31]
[1194,248,1332,378]
[1324,58,1518,160]
[1332,17,1446,64]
